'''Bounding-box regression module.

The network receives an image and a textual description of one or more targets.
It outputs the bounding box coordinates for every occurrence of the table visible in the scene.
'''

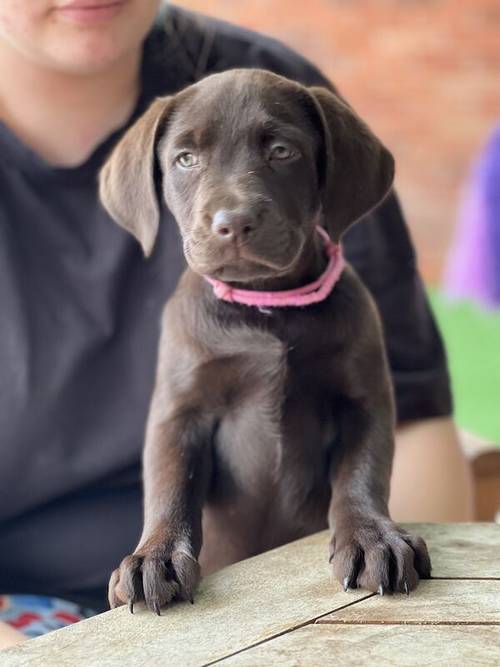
[2,523,499,666]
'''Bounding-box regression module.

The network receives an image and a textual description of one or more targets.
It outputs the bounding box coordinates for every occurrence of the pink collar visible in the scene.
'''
[204,226,345,308]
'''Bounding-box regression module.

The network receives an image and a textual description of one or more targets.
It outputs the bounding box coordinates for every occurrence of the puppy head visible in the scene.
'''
[100,69,394,283]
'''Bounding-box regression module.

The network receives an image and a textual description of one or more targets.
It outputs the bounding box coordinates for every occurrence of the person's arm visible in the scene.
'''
[0,621,25,651]
[390,417,474,521]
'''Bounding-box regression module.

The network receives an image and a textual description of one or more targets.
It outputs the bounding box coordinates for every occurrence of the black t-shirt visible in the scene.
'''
[0,5,451,610]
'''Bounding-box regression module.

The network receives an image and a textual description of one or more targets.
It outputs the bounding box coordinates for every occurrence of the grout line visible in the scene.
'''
[316,620,500,627]
[203,593,375,666]
[204,578,500,665]
[429,576,500,581]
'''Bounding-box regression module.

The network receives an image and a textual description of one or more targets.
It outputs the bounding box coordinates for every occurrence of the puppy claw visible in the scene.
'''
[378,584,385,596]
[129,601,134,614]
[343,577,350,593]
[404,580,410,596]
[190,597,194,605]
[154,601,162,617]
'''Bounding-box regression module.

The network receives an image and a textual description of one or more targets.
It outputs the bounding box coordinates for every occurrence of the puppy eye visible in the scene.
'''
[176,152,199,168]
[269,144,296,161]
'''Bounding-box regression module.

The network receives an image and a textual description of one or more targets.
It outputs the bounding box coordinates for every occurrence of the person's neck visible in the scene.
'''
[0,44,142,167]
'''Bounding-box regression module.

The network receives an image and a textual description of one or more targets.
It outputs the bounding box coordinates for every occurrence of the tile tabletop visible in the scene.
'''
[2,523,499,667]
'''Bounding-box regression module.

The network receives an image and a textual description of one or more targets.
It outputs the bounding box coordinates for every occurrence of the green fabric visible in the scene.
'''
[429,290,500,444]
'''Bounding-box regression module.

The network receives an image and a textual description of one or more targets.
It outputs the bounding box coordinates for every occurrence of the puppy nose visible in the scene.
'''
[211,209,256,241]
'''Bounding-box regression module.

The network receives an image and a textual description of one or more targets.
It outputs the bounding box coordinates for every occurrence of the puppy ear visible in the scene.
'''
[309,86,395,241]
[99,96,174,256]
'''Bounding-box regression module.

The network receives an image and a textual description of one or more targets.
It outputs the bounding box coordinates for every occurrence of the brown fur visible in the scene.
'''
[100,69,431,613]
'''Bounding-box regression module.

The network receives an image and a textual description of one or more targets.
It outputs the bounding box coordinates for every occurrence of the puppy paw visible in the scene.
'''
[330,516,431,595]
[108,541,200,614]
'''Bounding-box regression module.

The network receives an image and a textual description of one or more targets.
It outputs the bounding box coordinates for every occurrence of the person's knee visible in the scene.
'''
[0,620,26,651]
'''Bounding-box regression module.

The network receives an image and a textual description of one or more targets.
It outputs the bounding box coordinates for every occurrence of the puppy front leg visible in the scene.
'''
[109,410,213,614]
[328,397,431,595]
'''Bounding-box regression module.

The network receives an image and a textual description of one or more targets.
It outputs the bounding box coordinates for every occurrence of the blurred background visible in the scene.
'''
[181,1,500,517]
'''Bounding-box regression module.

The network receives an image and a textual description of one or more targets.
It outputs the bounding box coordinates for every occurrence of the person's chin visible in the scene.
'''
[46,6,156,74]
[43,31,129,73]
[34,35,106,74]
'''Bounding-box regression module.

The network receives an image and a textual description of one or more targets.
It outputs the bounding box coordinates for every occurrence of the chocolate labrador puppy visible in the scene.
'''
[100,69,431,614]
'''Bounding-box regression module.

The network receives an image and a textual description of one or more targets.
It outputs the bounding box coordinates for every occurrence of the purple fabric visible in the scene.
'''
[444,124,500,308]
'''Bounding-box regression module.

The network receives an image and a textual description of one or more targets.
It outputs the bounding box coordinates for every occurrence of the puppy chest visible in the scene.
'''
[211,338,338,503]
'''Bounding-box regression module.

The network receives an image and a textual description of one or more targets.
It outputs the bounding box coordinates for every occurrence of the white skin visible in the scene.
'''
[0,0,473,651]
[0,0,160,165]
